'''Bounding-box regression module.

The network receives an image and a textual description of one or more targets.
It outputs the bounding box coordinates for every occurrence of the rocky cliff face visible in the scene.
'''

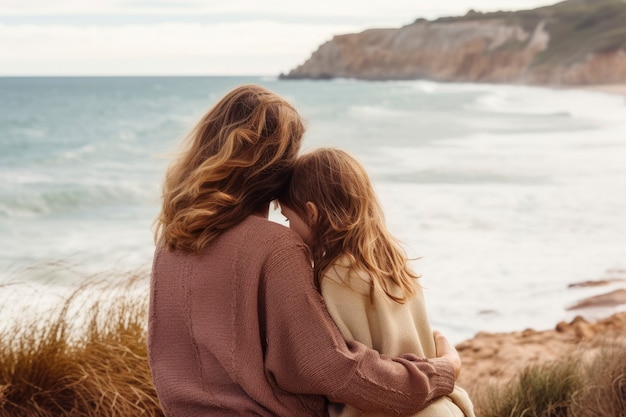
[281,0,626,85]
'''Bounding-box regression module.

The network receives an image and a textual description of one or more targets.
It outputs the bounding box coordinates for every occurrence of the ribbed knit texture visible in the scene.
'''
[148,215,455,416]
[322,258,476,417]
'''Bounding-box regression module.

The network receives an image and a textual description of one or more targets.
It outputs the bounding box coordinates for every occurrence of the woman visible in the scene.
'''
[148,84,461,417]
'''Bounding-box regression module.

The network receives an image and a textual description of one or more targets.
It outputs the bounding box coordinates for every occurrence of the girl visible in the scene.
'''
[279,147,475,417]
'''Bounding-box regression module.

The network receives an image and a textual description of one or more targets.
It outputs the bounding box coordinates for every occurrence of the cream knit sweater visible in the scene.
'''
[322,258,476,417]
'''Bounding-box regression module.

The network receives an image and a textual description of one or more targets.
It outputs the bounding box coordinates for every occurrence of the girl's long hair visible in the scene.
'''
[278,148,418,303]
[155,84,304,252]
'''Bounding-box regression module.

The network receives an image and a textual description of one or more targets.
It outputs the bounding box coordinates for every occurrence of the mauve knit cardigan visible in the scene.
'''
[148,215,455,417]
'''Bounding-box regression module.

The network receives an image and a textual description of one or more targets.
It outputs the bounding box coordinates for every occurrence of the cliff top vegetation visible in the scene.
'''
[432,0,626,67]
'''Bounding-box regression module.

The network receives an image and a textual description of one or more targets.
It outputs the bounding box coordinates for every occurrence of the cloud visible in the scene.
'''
[0,21,360,75]
[1,0,557,20]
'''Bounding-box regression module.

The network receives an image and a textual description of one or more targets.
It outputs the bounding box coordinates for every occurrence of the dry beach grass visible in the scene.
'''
[0,271,164,417]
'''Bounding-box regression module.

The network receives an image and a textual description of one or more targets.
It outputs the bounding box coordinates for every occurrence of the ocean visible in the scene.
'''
[1,76,625,343]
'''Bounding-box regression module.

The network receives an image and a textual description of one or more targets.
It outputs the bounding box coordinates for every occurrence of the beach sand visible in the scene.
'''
[581,83,626,98]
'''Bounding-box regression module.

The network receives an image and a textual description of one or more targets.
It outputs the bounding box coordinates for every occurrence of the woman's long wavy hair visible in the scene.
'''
[155,84,304,252]
[278,148,418,303]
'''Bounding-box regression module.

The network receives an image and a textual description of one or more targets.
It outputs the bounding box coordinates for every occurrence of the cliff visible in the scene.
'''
[280,0,626,85]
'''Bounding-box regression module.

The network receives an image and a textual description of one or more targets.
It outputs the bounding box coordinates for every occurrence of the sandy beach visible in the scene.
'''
[582,84,626,98]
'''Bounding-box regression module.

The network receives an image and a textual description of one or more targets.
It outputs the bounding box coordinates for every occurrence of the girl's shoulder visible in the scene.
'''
[322,256,372,296]
[322,255,422,302]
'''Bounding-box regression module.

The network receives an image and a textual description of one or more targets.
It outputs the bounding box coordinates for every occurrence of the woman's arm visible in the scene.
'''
[262,238,456,415]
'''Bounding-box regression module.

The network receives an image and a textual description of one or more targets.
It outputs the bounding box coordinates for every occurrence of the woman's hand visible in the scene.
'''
[433,330,461,380]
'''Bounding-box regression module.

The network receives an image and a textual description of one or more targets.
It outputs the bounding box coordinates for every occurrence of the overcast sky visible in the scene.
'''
[0,0,561,76]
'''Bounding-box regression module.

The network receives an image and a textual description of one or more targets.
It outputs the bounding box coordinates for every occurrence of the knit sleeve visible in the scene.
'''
[262,235,455,415]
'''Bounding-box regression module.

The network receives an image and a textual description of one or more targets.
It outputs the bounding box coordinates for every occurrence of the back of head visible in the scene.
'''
[279,147,376,245]
[279,148,418,302]
[157,84,305,252]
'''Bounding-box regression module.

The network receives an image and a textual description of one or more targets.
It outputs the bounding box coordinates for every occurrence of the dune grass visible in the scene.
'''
[0,271,164,417]
[476,340,626,417]
[570,345,626,417]
[477,357,581,417]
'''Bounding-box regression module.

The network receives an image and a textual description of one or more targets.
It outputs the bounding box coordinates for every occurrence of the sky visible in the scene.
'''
[0,0,562,76]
